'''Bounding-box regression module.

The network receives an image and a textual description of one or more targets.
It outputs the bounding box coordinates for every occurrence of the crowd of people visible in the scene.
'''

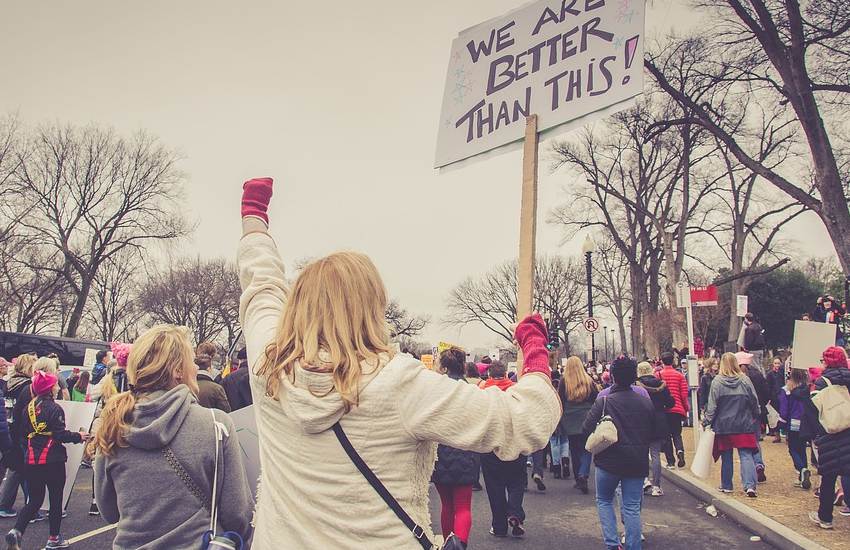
[0,177,845,550]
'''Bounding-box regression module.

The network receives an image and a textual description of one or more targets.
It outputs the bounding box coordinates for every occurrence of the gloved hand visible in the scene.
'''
[241,177,274,224]
[514,313,551,379]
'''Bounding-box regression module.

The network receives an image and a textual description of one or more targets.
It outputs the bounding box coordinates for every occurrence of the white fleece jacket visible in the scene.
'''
[238,231,561,550]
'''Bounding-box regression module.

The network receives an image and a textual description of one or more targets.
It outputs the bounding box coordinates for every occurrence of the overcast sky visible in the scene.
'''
[0,0,835,351]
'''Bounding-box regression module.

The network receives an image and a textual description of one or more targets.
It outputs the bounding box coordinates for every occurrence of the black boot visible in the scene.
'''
[442,534,468,550]
[577,475,589,494]
[561,457,571,479]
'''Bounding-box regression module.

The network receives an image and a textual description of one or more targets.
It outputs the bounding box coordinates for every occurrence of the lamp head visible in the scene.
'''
[582,234,596,254]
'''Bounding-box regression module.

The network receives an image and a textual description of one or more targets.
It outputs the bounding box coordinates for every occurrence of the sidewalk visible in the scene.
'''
[673,428,849,550]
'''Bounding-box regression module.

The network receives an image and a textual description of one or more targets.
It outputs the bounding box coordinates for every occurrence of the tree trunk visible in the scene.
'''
[662,231,687,346]
[64,277,92,338]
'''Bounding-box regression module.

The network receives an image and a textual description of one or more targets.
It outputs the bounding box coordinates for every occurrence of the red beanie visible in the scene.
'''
[822,346,848,369]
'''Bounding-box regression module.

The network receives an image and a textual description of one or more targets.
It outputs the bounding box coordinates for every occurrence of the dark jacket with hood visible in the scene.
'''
[94,385,254,550]
[558,380,598,437]
[221,368,253,412]
[777,384,818,440]
[743,364,770,418]
[811,366,850,476]
[743,321,765,351]
[637,375,674,441]
[431,374,481,486]
[196,370,232,412]
[581,384,653,478]
[698,372,715,412]
[766,368,785,407]
[703,375,760,435]
[18,394,82,465]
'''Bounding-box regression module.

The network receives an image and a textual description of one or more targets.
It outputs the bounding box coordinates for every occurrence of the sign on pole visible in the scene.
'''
[690,286,718,307]
[675,281,691,309]
[791,320,836,371]
[736,295,749,317]
[583,317,599,333]
[435,0,646,168]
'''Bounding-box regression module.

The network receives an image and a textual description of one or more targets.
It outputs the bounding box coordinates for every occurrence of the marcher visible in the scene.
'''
[93,324,254,548]
[808,346,850,530]
[0,355,36,518]
[741,313,766,374]
[70,371,90,402]
[637,361,674,497]
[194,345,232,412]
[431,348,479,550]
[698,358,718,416]
[703,353,761,497]
[583,357,653,550]
[658,352,689,469]
[736,351,770,482]
[777,368,816,489]
[5,370,88,550]
[221,348,253,412]
[90,350,109,385]
[237,176,560,549]
[558,356,597,495]
[766,357,785,442]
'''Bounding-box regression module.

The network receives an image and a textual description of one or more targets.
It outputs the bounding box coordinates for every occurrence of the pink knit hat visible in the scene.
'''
[111,342,132,368]
[31,371,58,396]
[735,351,753,366]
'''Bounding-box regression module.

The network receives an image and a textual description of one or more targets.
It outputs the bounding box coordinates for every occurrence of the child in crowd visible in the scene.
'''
[777,368,816,490]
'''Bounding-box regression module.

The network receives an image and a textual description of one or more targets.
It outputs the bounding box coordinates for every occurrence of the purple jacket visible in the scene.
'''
[777,385,806,430]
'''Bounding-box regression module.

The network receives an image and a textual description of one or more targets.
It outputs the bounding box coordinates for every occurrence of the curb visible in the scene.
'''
[662,468,828,550]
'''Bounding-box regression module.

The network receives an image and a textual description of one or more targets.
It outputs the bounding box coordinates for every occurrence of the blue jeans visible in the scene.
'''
[753,428,765,468]
[787,432,808,472]
[567,434,592,478]
[595,467,643,550]
[720,448,757,491]
[550,434,568,465]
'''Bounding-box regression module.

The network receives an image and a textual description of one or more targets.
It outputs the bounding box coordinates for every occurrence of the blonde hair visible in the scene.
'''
[256,251,393,412]
[15,354,36,377]
[99,369,118,402]
[94,325,196,456]
[561,356,594,402]
[719,352,743,378]
[33,357,58,374]
[704,357,718,372]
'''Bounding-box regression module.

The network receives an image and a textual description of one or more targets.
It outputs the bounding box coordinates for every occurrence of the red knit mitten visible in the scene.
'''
[241,177,274,224]
[515,314,551,379]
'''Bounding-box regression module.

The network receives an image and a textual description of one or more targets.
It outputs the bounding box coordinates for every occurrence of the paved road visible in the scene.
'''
[0,465,773,549]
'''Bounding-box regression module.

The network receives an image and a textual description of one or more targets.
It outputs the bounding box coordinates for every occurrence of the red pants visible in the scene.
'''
[435,483,473,543]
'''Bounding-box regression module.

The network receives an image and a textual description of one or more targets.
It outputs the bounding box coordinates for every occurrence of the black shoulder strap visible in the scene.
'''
[332,422,433,550]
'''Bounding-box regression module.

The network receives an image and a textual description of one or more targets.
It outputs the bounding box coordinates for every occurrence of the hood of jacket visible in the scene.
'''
[481,377,515,392]
[717,375,748,390]
[637,376,666,393]
[276,351,402,435]
[126,385,196,450]
[7,373,31,396]
[789,385,811,401]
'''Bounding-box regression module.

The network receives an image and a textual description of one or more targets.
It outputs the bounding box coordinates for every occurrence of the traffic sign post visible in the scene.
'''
[583,317,600,333]
[677,281,700,449]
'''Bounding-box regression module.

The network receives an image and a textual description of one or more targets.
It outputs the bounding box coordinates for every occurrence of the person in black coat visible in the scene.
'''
[809,347,850,529]
[582,357,653,550]
[431,348,479,549]
[765,357,786,442]
[698,358,718,415]
[221,348,253,412]
[636,361,674,496]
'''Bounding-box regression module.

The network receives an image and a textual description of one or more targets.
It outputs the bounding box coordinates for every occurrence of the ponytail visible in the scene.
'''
[93,391,136,457]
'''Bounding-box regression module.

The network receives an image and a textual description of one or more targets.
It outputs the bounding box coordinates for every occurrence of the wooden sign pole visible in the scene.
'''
[517,115,539,369]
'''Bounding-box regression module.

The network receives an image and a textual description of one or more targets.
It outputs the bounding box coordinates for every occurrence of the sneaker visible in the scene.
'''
[756,465,766,483]
[620,533,647,544]
[651,486,664,497]
[28,511,45,524]
[793,479,803,488]
[89,501,100,515]
[489,527,508,538]
[677,450,686,468]
[801,469,812,490]
[532,473,546,492]
[0,510,15,519]
[643,479,652,494]
[835,490,845,506]
[745,488,757,498]
[665,463,676,470]
[718,487,733,493]
[838,506,850,517]
[508,516,525,538]
[808,511,833,529]
[4,529,20,550]
[45,536,70,549]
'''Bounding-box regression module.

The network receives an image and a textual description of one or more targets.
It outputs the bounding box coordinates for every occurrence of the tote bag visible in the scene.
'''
[690,427,715,479]
[585,397,618,455]
[813,377,850,434]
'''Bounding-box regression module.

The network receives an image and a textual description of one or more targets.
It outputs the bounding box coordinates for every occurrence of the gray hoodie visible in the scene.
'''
[703,375,760,435]
[94,385,254,549]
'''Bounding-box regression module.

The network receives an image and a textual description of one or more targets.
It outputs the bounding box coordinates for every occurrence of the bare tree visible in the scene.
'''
[385,300,429,339]
[0,237,68,333]
[593,234,633,354]
[0,114,25,245]
[12,122,191,337]
[445,256,585,347]
[646,0,850,271]
[139,258,240,345]
[83,250,145,342]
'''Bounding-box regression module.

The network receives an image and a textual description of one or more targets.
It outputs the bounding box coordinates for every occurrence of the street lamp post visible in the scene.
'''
[611,328,617,358]
[582,235,596,363]
[603,325,608,361]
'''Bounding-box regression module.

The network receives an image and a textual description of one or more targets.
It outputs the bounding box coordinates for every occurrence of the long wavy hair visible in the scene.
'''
[94,325,197,456]
[719,352,743,378]
[255,251,394,412]
[560,356,594,402]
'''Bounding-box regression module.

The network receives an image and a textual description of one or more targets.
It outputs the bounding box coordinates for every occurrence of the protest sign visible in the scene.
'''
[435,0,645,168]
[59,401,97,509]
[437,341,463,355]
[736,295,749,317]
[791,320,836,371]
[230,405,260,498]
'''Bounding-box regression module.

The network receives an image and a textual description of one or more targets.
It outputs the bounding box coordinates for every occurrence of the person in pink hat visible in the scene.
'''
[5,371,89,550]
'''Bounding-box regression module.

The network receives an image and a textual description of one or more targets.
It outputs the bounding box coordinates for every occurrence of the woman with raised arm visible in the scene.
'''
[237,177,561,550]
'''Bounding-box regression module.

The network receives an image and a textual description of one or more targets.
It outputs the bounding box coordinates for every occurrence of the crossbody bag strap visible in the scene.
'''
[331,422,434,550]
[162,447,211,511]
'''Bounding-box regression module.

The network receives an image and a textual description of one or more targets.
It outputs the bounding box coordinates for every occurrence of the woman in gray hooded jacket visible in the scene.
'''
[93,325,254,549]
[703,353,761,497]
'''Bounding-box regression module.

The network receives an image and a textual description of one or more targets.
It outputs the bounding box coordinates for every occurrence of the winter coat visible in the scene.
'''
[811,366,850,476]
[743,322,765,351]
[6,373,30,402]
[703,375,760,435]
[19,395,81,465]
[766,369,785,407]
[581,384,654,478]
[743,365,770,418]
[0,388,12,456]
[431,375,480,486]
[637,375,674,441]
[698,373,715,411]
[94,386,254,550]
[238,231,561,550]
[195,371,231,412]
[658,366,689,418]
[777,385,817,441]
[221,367,253,412]
[91,362,108,385]
[557,382,598,437]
